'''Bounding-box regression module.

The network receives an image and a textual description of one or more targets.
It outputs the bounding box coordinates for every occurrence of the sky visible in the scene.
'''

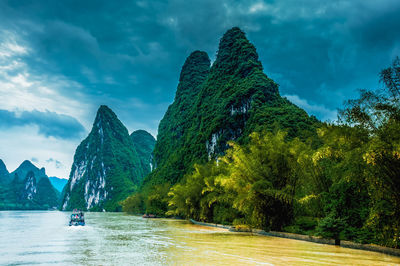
[0,0,399,178]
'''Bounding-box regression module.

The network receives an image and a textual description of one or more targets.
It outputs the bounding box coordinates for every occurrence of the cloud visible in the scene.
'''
[0,33,28,58]
[0,126,78,178]
[248,2,268,14]
[0,30,94,128]
[284,94,337,122]
[46,158,63,169]
[0,109,85,139]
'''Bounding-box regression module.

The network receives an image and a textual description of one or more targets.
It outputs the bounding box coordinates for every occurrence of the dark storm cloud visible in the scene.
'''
[0,109,85,139]
[0,0,399,126]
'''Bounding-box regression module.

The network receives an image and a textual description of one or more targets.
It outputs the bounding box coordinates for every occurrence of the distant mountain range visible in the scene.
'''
[0,159,59,210]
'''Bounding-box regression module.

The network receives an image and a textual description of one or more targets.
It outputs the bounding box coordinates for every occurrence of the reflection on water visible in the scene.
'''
[0,211,399,265]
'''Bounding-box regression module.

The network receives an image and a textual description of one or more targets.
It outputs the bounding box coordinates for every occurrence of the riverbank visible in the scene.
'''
[189,219,400,258]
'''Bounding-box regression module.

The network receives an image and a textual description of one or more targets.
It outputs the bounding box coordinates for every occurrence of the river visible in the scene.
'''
[0,211,399,265]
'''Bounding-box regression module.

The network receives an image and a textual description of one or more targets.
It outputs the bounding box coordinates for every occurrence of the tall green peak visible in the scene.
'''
[179,51,210,85]
[179,51,210,80]
[144,27,319,187]
[130,130,156,175]
[94,105,122,130]
[152,51,210,174]
[213,27,262,77]
[61,105,144,211]
[92,105,136,151]
[175,50,210,102]
[96,105,114,117]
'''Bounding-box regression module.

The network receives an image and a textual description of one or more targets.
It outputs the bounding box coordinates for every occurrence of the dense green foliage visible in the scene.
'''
[61,105,146,211]
[130,130,156,175]
[336,57,400,247]
[167,131,305,229]
[148,50,211,186]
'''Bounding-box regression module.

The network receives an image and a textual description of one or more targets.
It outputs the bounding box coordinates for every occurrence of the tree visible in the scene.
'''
[339,57,400,131]
[310,126,370,242]
[339,57,400,248]
[167,164,206,220]
[317,213,346,245]
[220,131,305,230]
[121,193,144,214]
[144,183,170,216]
[168,161,234,223]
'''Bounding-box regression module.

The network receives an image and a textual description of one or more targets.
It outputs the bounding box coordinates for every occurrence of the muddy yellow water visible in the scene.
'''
[0,211,399,265]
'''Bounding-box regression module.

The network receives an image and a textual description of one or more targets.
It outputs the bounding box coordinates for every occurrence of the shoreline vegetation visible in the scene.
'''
[188,219,400,258]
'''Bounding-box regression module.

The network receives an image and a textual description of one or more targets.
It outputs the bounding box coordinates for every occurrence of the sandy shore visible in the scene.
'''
[189,219,400,257]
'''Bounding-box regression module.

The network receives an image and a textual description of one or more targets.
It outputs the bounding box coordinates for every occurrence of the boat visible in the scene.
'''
[142,214,156,218]
[69,209,85,226]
